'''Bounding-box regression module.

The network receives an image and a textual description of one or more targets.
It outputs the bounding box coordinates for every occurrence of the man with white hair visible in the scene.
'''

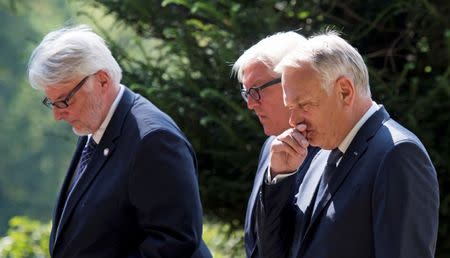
[232,31,318,258]
[28,24,211,258]
[258,31,439,258]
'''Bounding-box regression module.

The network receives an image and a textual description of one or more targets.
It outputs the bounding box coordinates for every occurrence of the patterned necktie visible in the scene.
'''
[312,148,343,213]
[68,137,97,193]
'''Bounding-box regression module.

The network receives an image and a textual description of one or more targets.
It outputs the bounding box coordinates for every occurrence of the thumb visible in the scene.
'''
[295,123,307,132]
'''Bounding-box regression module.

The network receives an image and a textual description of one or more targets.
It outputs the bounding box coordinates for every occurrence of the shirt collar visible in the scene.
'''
[90,85,125,144]
[338,101,379,154]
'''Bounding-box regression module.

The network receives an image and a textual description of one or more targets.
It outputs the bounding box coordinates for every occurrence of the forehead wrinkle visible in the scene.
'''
[242,61,274,88]
[45,82,75,101]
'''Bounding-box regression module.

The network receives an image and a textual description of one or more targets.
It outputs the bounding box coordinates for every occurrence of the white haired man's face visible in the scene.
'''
[283,64,346,150]
[44,73,105,136]
[241,61,291,136]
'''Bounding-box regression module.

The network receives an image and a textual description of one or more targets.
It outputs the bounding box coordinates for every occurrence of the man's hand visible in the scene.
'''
[270,124,309,176]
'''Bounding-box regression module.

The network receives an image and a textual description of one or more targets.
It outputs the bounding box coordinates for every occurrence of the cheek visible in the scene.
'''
[76,95,96,121]
[270,103,290,121]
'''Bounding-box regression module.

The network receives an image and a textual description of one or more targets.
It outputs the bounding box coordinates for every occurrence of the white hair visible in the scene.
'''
[232,31,308,82]
[275,31,371,97]
[27,24,122,89]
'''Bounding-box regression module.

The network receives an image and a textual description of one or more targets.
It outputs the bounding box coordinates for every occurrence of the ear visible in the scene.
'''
[95,70,110,89]
[335,76,355,106]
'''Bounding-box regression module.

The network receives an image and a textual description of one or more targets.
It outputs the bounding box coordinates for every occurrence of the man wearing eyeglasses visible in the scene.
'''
[27,24,211,258]
[232,31,319,258]
[257,32,439,258]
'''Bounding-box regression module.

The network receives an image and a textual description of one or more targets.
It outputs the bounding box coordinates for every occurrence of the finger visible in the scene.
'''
[271,138,301,157]
[277,133,303,154]
[295,123,307,133]
[291,129,309,148]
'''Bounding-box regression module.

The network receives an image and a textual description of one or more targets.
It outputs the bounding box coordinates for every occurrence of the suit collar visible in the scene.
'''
[51,87,136,253]
[92,85,125,143]
[338,102,379,153]
[50,137,86,254]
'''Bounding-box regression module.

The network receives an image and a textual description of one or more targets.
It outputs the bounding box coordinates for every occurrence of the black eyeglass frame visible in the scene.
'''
[42,75,91,109]
[240,77,281,102]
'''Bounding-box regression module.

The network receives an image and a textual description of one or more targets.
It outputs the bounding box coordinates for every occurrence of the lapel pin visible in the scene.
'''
[103,148,110,156]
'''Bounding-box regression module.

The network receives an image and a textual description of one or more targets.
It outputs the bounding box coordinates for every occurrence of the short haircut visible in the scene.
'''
[28,24,122,89]
[232,31,308,82]
[275,31,371,97]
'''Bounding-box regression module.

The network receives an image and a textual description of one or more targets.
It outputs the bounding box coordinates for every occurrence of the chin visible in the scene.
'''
[265,127,288,137]
[263,126,277,136]
[72,127,91,136]
[311,141,334,150]
[307,137,322,148]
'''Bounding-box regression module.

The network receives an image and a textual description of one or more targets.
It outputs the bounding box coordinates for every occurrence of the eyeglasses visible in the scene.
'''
[240,78,281,102]
[42,75,91,109]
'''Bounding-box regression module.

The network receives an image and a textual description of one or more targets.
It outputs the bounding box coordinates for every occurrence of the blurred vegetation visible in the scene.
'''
[0,0,77,235]
[0,217,50,258]
[0,0,448,257]
[0,216,243,258]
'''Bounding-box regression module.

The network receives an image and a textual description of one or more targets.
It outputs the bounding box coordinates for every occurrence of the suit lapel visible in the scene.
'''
[295,150,329,217]
[308,143,368,228]
[245,137,274,235]
[295,149,329,247]
[301,106,391,249]
[50,137,86,255]
[52,88,135,250]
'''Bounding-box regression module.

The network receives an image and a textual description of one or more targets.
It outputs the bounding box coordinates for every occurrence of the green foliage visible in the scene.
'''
[90,0,288,225]
[0,217,51,258]
[88,0,449,256]
[0,0,448,256]
[0,0,79,234]
[203,220,245,258]
[0,217,243,258]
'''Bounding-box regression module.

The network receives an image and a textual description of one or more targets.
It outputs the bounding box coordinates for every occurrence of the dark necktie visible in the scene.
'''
[301,149,343,236]
[68,137,97,193]
[312,148,343,214]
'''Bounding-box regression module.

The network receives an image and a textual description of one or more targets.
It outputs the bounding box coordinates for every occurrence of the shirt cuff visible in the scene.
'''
[266,163,297,184]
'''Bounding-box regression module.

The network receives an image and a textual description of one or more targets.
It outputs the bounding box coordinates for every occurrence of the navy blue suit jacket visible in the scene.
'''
[246,136,319,258]
[245,136,274,258]
[258,106,439,258]
[49,87,211,258]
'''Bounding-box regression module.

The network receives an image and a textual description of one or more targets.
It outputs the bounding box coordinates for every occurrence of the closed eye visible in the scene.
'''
[300,103,311,112]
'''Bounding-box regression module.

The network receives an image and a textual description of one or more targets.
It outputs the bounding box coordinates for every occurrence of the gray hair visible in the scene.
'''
[27,24,122,89]
[275,31,371,97]
[232,31,308,82]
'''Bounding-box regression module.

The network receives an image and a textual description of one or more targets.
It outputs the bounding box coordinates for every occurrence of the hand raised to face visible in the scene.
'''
[269,124,309,177]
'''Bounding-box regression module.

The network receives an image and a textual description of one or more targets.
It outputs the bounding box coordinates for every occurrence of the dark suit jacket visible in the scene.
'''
[255,144,319,258]
[49,87,212,258]
[258,106,439,258]
[245,136,274,258]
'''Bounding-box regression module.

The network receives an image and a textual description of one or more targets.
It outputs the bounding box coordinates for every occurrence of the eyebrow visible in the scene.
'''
[51,80,80,101]
[55,94,67,101]
[287,96,310,108]
[49,90,70,102]
[243,77,281,89]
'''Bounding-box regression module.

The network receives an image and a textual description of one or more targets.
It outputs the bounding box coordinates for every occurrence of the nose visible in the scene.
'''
[246,96,260,110]
[289,109,303,128]
[52,108,66,121]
